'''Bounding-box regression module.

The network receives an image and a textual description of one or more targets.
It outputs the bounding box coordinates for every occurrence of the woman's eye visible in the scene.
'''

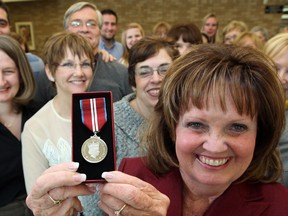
[187,122,205,130]
[81,62,91,68]
[62,63,73,68]
[3,69,15,74]
[229,123,248,133]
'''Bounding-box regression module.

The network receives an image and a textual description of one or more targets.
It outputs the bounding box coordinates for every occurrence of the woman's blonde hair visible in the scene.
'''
[120,23,145,66]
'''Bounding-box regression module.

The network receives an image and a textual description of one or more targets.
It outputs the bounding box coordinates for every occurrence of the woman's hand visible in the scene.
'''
[99,49,116,62]
[26,162,96,216]
[98,171,170,216]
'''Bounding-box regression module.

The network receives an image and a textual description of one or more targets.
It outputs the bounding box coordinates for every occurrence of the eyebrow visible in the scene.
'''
[139,63,170,68]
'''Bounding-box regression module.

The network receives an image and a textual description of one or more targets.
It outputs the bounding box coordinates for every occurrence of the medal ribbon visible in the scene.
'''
[79,98,107,133]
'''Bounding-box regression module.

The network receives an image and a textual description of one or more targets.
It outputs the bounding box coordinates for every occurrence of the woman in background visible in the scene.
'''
[201,13,219,43]
[264,32,288,187]
[0,35,38,215]
[234,32,264,50]
[119,22,145,66]
[152,21,171,38]
[167,22,202,55]
[114,36,179,167]
[21,32,101,215]
[222,20,248,45]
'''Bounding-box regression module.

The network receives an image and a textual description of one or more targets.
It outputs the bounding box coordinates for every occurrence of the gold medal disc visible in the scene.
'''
[81,136,108,163]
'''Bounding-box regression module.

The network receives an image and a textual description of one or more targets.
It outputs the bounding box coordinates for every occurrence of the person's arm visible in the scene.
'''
[22,120,50,193]
[98,171,170,216]
[98,49,116,62]
[26,162,95,216]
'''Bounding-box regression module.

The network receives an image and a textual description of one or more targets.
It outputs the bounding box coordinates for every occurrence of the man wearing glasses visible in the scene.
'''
[35,2,132,106]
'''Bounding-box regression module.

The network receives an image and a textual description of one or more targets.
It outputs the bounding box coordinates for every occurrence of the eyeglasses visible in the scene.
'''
[136,64,170,78]
[0,19,8,28]
[70,20,98,29]
[57,61,93,72]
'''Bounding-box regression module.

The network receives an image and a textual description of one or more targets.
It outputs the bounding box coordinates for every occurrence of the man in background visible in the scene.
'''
[98,9,123,60]
[0,1,10,35]
[34,2,131,106]
[0,1,45,79]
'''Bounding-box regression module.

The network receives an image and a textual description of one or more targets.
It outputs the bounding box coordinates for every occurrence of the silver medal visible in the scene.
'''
[81,135,108,163]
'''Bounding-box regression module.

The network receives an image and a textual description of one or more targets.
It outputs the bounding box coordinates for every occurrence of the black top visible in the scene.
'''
[0,103,40,207]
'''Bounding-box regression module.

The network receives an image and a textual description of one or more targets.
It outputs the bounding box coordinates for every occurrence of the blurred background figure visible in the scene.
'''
[264,33,288,187]
[201,13,218,43]
[201,32,210,44]
[222,20,248,45]
[99,9,123,60]
[152,21,171,38]
[167,22,202,55]
[234,31,264,50]
[250,25,269,44]
[0,1,10,35]
[9,32,45,79]
[119,22,145,66]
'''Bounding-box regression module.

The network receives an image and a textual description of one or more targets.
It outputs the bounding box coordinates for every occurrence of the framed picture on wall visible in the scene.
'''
[15,21,35,50]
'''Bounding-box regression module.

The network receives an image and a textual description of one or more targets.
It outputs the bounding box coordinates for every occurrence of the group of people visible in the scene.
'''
[0,1,288,216]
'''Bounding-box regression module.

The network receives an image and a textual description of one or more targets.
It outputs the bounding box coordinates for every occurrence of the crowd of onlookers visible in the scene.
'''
[0,1,288,216]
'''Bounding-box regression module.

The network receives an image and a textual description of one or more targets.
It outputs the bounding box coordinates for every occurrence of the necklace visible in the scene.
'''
[1,113,18,128]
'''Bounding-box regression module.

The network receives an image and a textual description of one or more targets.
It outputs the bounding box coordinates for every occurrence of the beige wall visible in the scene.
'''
[5,0,286,55]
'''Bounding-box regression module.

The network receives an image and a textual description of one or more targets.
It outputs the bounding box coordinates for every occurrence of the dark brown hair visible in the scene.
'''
[145,44,285,183]
[128,36,179,87]
[167,23,202,45]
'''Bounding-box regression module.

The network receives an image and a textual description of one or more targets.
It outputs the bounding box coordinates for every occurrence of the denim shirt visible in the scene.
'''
[98,37,124,61]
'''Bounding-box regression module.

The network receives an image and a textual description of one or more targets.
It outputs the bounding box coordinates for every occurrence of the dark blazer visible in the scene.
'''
[119,157,288,216]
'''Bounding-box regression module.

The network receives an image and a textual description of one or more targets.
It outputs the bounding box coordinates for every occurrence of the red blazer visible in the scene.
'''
[119,157,288,216]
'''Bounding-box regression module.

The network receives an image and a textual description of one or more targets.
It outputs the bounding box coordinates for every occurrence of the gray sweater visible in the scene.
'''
[113,93,146,167]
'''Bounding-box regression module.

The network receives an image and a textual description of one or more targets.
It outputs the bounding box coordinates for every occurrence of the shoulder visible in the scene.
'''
[23,100,53,127]
[26,53,44,62]
[114,93,135,112]
[115,41,123,48]
[257,182,288,202]
[208,182,288,215]
[97,57,127,73]
[113,93,144,129]
[98,38,105,48]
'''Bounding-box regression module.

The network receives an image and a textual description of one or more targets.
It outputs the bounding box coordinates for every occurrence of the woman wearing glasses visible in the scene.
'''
[114,36,179,167]
[21,31,99,215]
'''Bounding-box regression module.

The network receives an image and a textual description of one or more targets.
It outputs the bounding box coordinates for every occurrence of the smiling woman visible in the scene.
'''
[97,44,288,216]
[21,31,97,214]
[0,35,38,216]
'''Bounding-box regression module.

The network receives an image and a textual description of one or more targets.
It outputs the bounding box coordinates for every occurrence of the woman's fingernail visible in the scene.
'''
[69,162,79,170]
[73,173,86,182]
[101,172,113,180]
